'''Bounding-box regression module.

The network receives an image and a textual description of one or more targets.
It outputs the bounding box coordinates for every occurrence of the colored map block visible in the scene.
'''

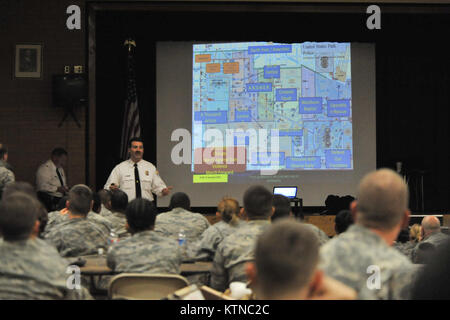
[299,97,323,114]
[195,54,211,63]
[206,63,220,73]
[264,65,280,79]
[250,152,285,166]
[248,45,292,54]
[276,88,297,102]
[194,111,228,124]
[246,83,272,92]
[327,99,351,117]
[223,62,239,74]
[325,149,351,168]
[286,156,321,169]
[234,110,252,122]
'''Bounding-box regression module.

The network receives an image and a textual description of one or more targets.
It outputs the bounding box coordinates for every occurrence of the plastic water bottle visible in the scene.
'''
[178,229,186,246]
[108,229,119,251]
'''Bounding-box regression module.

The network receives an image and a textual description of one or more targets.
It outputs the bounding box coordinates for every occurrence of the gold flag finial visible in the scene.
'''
[124,39,136,52]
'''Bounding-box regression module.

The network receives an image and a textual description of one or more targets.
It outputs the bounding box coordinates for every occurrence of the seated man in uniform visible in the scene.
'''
[319,168,416,299]
[103,189,130,238]
[190,197,243,261]
[107,198,182,274]
[154,192,210,246]
[45,184,109,257]
[411,216,448,263]
[0,192,91,299]
[246,219,356,300]
[210,185,273,292]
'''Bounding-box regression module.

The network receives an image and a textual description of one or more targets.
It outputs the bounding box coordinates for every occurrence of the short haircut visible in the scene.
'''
[0,145,8,159]
[421,216,441,233]
[68,184,93,216]
[110,189,128,213]
[125,198,156,233]
[255,219,320,298]
[356,168,409,230]
[92,192,102,213]
[2,182,48,237]
[243,185,273,219]
[51,147,68,157]
[334,210,354,234]
[217,197,239,223]
[97,189,111,206]
[0,192,40,241]
[169,192,191,211]
[128,137,144,148]
[272,194,291,222]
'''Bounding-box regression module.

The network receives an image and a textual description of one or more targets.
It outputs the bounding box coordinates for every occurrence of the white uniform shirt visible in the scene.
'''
[36,159,67,198]
[104,159,167,201]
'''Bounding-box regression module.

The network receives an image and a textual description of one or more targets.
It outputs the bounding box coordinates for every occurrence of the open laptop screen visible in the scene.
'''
[273,186,297,199]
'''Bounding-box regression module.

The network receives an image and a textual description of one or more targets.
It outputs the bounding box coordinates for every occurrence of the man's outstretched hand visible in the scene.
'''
[162,186,173,196]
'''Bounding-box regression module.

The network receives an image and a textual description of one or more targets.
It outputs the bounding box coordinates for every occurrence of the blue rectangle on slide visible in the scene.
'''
[234,110,252,122]
[286,156,321,169]
[327,99,351,117]
[248,45,292,55]
[194,111,228,124]
[325,149,352,169]
[234,136,250,146]
[246,83,273,92]
[299,97,323,114]
[251,152,285,166]
[279,130,303,137]
[276,88,297,102]
[264,66,280,79]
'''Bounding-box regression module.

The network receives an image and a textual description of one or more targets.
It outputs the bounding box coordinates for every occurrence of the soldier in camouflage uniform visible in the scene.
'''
[0,192,92,299]
[411,216,449,263]
[98,189,113,217]
[45,185,109,257]
[102,189,130,238]
[107,198,182,274]
[319,169,416,299]
[210,186,273,292]
[190,197,243,261]
[154,192,210,246]
[272,194,330,246]
[0,166,14,200]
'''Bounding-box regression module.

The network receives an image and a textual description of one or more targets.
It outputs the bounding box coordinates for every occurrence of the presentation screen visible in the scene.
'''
[156,41,375,207]
[192,42,352,185]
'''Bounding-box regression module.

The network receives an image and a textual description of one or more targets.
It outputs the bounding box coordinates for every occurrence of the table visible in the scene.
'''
[78,255,212,276]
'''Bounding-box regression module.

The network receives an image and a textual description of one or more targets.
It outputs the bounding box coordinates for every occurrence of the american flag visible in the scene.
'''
[120,44,141,160]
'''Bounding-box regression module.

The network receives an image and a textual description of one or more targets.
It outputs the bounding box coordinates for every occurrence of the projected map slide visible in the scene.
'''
[192,42,352,183]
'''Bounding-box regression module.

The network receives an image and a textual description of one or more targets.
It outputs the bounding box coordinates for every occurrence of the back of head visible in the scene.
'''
[126,198,156,233]
[412,238,450,299]
[68,184,93,216]
[169,192,191,211]
[272,194,292,222]
[254,219,320,299]
[0,145,8,160]
[0,192,40,241]
[3,182,48,237]
[356,168,408,231]
[92,192,102,213]
[51,147,68,158]
[3,181,35,199]
[97,189,111,206]
[243,185,273,219]
[334,210,354,234]
[410,224,421,242]
[217,197,239,223]
[110,189,128,213]
[421,216,441,235]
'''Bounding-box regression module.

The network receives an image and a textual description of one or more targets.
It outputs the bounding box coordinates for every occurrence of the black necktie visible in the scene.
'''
[56,168,64,187]
[134,163,142,198]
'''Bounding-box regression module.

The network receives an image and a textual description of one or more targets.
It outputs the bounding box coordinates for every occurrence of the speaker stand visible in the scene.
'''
[58,106,81,128]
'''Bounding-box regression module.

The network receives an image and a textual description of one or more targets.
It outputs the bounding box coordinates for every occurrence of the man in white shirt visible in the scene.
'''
[104,137,172,202]
[36,148,69,211]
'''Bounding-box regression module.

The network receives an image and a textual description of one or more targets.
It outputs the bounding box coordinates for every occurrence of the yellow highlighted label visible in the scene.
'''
[193,174,228,183]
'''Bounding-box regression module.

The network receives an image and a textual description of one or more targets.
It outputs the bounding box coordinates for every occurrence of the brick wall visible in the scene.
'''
[0,0,86,188]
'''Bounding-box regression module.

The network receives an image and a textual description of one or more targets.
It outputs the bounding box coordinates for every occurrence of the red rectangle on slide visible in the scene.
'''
[194,147,246,174]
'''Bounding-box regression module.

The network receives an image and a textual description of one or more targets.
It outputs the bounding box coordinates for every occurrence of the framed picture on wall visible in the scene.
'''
[14,44,42,79]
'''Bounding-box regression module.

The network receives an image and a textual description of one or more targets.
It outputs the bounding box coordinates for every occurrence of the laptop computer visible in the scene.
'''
[273,186,298,199]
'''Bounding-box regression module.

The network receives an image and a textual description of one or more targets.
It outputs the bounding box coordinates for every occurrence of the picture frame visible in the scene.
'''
[14,43,42,79]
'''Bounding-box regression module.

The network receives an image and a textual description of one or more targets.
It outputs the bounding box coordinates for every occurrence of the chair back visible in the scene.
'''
[108,273,190,300]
